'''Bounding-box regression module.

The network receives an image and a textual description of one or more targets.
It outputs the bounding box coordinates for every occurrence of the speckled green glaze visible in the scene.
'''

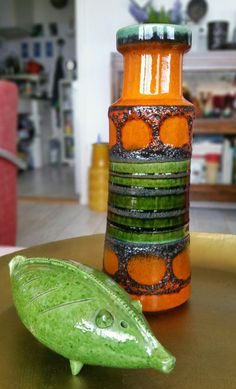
[9,256,175,375]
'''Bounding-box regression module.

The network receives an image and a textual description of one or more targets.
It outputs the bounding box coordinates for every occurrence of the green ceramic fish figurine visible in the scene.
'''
[9,255,175,375]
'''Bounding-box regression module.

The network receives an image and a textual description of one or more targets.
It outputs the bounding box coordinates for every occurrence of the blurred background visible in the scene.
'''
[0,0,236,249]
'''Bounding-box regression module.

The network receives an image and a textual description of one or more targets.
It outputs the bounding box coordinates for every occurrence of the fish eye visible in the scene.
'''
[95,309,114,328]
[120,320,128,329]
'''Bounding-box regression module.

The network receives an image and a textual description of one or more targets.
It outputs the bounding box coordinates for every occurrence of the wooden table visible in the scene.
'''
[0,233,235,389]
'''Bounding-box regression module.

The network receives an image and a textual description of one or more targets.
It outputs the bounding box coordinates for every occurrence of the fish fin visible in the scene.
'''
[70,360,84,375]
[132,299,143,313]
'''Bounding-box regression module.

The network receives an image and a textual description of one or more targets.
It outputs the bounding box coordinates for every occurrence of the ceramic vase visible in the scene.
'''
[103,24,194,312]
[89,143,109,212]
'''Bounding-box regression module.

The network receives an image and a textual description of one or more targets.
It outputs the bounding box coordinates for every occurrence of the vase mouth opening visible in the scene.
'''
[117,23,192,51]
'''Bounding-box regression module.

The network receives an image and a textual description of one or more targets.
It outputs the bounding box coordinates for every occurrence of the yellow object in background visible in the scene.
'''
[205,154,220,184]
[88,143,109,212]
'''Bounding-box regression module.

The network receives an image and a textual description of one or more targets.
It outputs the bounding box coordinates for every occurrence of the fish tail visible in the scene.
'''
[9,255,27,275]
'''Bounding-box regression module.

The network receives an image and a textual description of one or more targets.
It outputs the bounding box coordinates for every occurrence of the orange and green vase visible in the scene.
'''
[103,24,195,312]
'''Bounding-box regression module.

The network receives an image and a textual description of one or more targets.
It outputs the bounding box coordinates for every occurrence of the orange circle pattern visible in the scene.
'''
[159,116,189,148]
[172,248,191,280]
[103,248,119,275]
[121,119,153,150]
[127,255,166,285]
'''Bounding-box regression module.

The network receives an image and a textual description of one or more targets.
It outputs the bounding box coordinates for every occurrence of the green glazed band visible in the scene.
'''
[110,160,190,174]
[109,184,187,197]
[108,206,187,219]
[109,193,187,211]
[108,212,188,229]
[109,175,189,188]
[107,223,189,244]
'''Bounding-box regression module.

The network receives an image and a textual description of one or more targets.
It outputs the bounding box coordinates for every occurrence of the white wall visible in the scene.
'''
[75,0,134,203]
[75,0,236,204]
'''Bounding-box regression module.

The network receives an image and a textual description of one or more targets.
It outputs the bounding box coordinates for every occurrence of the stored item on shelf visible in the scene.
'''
[197,26,207,52]
[212,94,234,118]
[62,86,72,110]
[64,120,73,136]
[26,60,43,75]
[233,76,236,110]
[222,107,233,118]
[203,93,214,117]
[65,60,76,80]
[191,96,203,118]
[17,114,35,170]
[195,75,236,118]
[103,24,194,312]
[205,154,220,184]
[88,143,109,212]
[193,138,223,156]
[192,137,223,184]
[208,21,229,50]
[64,136,74,159]
[49,138,61,165]
[4,55,20,74]
[191,24,208,52]
[25,82,32,96]
[234,148,236,184]
[191,156,206,184]
[187,0,208,23]
[59,79,74,162]
[183,83,193,103]
[212,95,225,110]
[221,139,234,184]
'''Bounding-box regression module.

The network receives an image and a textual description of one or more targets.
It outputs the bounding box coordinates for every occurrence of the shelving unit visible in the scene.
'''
[111,51,236,203]
[190,184,236,202]
[192,116,236,201]
[194,117,236,135]
[0,73,47,98]
[59,79,74,164]
[185,52,236,203]
[0,74,47,82]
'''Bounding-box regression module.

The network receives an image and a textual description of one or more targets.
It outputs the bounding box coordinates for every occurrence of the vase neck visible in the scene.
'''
[120,44,186,104]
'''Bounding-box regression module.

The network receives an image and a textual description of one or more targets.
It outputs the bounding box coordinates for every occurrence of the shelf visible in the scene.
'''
[194,118,236,135]
[60,79,73,85]
[0,74,47,83]
[59,79,74,164]
[190,184,236,202]
[184,51,236,72]
[62,108,72,112]
[111,51,236,76]
[63,158,74,166]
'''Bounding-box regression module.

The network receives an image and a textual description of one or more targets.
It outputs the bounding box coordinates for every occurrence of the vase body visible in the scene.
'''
[103,24,194,312]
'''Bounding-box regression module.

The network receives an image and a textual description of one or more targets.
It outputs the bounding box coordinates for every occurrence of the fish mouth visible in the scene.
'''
[159,355,176,374]
[151,349,176,374]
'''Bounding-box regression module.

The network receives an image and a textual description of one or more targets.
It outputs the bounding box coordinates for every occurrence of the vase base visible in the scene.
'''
[130,284,191,313]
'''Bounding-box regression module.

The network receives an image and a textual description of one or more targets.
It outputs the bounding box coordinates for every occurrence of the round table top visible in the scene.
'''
[0,233,236,389]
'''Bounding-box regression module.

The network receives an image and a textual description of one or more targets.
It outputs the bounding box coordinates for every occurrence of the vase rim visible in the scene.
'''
[117,24,192,48]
